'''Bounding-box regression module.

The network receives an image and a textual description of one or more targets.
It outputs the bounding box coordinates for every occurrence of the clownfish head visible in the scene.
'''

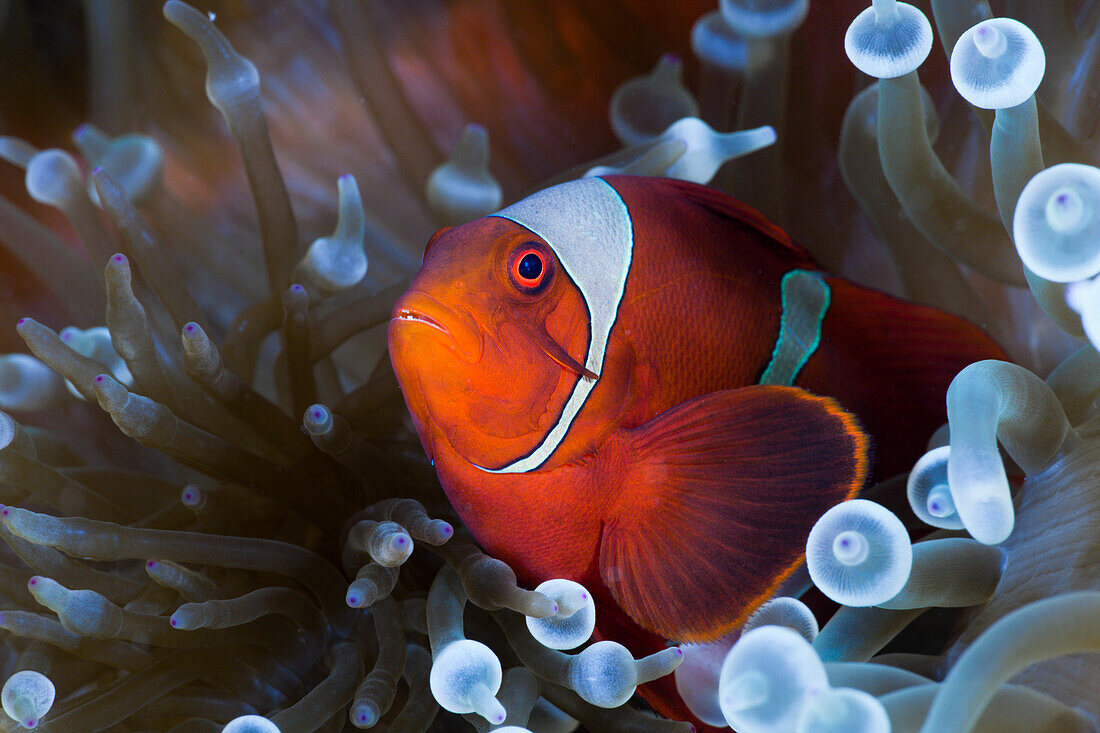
[388,177,634,473]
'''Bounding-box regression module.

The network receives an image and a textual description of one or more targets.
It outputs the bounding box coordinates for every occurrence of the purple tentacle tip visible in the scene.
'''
[146,560,157,569]
[28,577,37,587]
[170,617,178,627]
[112,253,126,263]
[94,374,106,384]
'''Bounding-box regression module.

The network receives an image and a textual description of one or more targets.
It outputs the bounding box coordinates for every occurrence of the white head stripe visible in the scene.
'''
[480,177,634,473]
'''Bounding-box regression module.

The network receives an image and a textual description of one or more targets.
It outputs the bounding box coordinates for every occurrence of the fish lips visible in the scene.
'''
[389,290,483,364]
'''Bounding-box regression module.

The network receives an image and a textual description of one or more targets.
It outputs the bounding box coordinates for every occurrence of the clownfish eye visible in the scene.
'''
[508,244,553,295]
[517,252,543,281]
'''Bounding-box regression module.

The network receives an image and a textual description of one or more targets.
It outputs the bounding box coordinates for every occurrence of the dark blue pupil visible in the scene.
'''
[518,253,543,281]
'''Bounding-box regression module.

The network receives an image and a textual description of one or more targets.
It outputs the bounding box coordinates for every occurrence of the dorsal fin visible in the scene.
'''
[602,175,820,269]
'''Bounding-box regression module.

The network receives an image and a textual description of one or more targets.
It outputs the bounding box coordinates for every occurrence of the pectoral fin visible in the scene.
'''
[597,385,868,642]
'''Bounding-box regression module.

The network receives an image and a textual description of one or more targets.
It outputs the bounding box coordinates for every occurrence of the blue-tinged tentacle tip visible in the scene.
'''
[805,499,912,607]
[950,18,1045,110]
[1014,163,1100,283]
[844,0,932,79]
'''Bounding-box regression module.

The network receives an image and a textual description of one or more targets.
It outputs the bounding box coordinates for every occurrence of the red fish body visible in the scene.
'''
[388,175,1003,724]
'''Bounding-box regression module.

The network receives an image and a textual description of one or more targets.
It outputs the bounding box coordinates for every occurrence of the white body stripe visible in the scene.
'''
[479,177,634,473]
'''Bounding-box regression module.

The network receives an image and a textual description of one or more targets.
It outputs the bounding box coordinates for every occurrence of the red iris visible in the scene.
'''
[515,250,543,284]
[509,246,551,294]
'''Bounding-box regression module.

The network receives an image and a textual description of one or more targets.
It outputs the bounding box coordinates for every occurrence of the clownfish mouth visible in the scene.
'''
[394,309,447,334]
[389,290,483,363]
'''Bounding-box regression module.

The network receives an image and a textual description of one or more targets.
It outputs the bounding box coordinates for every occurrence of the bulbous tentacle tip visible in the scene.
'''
[1,671,54,731]
[720,0,809,39]
[302,403,334,436]
[742,596,819,642]
[949,478,1015,547]
[281,283,309,314]
[675,635,739,726]
[451,124,490,169]
[76,127,164,206]
[610,55,700,147]
[163,0,260,116]
[295,175,368,297]
[604,118,774,185]
[426,124,503,226]
[950,18,1045,109]
[945,360,1068,544]
[1014,163,1100,283]
[719,626,828,731]
[908,445,965,530]
[162,1,211,29]
[350,703,379,728]
[72,124,109,160]
[569,641,641,708]
[806,499,912,607]
[691,11,749,72]
[428,639,503,719]
[347,518,414,568]
[221,714,281,733]
[0,354,68,413]
[844,1,933,79]
[25,149,84,209]
[526,579,596,649]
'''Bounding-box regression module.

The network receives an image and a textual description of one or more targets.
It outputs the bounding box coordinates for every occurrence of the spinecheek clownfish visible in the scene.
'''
[388,175,1004,724]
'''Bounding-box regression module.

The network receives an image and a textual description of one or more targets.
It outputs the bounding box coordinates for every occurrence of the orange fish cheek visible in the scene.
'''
[390,322,475,421]
[459,358,560,438]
